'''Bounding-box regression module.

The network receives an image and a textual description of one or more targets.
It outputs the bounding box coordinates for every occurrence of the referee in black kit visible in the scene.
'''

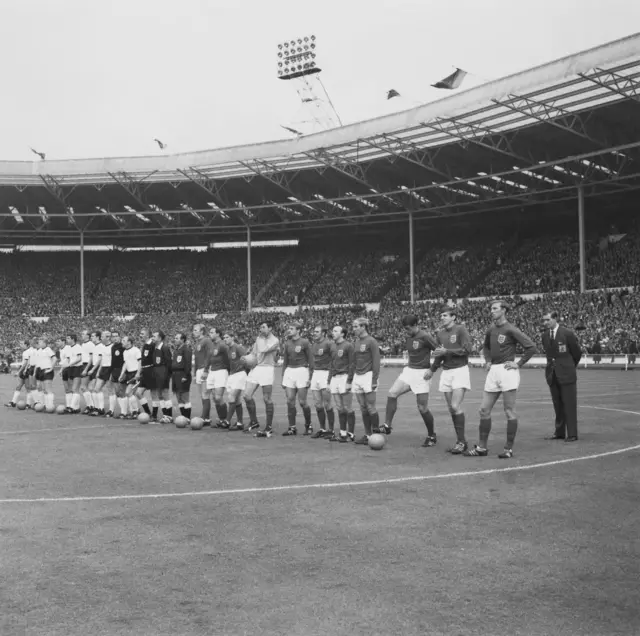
[541,311,582,442]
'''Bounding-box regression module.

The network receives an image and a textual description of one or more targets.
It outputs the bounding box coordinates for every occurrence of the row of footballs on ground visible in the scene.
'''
[14,401,388,449]
[17,401,206,429]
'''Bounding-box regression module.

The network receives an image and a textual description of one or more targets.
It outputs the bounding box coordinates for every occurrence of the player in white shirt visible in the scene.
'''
[24,338,39,408]
[56,337,73,411]
[5,340,31,408]
[80,330,98,414]
[66,333,84,414]
[89,330,112,417]
[34,337,57,411]
[118,336,142,419]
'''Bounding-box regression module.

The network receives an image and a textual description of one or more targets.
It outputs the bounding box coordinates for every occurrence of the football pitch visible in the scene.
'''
[1,368,639,636]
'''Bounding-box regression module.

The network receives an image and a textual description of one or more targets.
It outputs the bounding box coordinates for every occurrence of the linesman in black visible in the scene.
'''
[152,330,173,423]
[136,327,155,416]
[542,311,582,442]
[172,332,193,419]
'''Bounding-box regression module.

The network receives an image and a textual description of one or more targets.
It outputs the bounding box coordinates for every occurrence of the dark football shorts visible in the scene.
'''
[120,370,137,386]
[61,368,70,382]
[153,367,170,391]
[36,369,54,382]
[98,366,111,382]
[172,371,192,394]
[18,368,28,381]
[110,367,123,383]
[27,365,35,377]
[139,368,155,390]
[68,366,83,379]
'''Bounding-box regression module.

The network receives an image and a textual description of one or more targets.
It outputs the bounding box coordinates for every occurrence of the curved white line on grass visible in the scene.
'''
[2,424,108,436]
[1,404,638,504]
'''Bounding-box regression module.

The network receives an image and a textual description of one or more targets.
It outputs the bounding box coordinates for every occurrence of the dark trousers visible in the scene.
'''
[549,372,578,438]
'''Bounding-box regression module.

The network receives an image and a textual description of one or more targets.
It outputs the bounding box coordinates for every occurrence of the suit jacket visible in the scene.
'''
[542,326,582,385]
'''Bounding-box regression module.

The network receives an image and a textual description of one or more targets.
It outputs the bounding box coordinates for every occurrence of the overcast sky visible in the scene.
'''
[0,0,638,161]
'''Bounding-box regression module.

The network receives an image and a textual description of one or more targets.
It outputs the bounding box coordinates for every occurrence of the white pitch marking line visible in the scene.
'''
[1,443,640,504]
[1,423,130,436]
[1,404,638,505]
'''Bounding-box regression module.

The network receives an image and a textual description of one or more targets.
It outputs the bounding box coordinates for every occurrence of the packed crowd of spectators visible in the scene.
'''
[1,230,639,318]
[471,236,582,297]
[383,245,498,305]
[1,228,639,358]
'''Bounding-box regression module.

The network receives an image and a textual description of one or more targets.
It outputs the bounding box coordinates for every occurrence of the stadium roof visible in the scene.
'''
[2,32,640,242]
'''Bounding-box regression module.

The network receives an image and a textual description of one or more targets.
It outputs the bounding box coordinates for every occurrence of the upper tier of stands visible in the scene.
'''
[2,226,639,317]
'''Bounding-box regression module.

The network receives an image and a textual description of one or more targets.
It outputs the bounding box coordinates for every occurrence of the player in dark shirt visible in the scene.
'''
[328,324,356,442]
[464,299,537,459]
[208,326,231,428]
[281,321,314,435]
[136,327,155,417]
[223,331,247,431]
[425,307,473,454]
[108,330,125,418]
[309,324,336,439]
[151,330,173,423]
[193,323,215,426]
[172,332,192,419]
[382,315,438,446]
[352,317,381,444]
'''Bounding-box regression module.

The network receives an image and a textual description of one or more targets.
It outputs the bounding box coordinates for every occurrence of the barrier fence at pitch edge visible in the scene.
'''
[381,355,638,370]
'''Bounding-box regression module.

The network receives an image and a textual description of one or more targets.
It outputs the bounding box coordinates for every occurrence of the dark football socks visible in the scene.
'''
[326,408,335,430]
[506,418,518,449]
[479,418,492,448]
[385,397,398,426]
[265,402,274,428]
[316,407,326,429]
[347,411,356,434]
[452,413,466,442]
[245,398,257,422]
[421,409,435,437]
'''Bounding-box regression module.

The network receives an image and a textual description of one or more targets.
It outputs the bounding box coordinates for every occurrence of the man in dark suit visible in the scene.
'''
[542,311,582,442]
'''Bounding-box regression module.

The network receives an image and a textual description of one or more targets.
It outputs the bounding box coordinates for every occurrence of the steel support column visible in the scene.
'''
[247,225,252,312]
[80,230,85,318]
[578,186,586,293]
[408,211,415,304]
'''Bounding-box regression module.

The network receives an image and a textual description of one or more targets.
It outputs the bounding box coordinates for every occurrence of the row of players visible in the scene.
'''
[6,301,541,457]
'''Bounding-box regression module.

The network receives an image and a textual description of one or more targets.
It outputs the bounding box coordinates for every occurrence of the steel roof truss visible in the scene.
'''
[40,174,78,227]
[239,159,325,219]
[579,68,640,105]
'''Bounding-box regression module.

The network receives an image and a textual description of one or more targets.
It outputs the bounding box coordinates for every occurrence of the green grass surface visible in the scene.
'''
[1,369,639,636]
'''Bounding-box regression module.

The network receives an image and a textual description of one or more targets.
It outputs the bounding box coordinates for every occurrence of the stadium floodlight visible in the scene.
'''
[9,206,23,224]
[277,34,322,80]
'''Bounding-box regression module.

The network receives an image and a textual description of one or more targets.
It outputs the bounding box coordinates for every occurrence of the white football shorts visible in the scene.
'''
[226,370,248,394]
[206,369,229,390]
[439,366,472,392]
[484,363,520,393]
[398,366,430,394]
[282,366,310,390]
[310,369,330,392]
[247,365,275,388]
[352,371,374,394]
[329,373,349,395]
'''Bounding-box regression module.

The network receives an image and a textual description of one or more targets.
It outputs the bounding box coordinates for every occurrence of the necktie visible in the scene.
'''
[550,329,554,341]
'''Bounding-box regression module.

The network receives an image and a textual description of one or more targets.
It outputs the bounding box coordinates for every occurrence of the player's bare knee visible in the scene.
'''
[504,407,517,420]
[479,405,491,419]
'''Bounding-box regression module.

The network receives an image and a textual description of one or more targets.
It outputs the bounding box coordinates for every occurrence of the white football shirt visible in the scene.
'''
[123,346,141,372]
[81,341,95,364]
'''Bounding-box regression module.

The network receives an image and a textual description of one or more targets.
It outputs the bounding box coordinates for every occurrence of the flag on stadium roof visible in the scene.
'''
[280,125,303,137]
[431,68,467,90]
[29,147,46,160]
[154,138,167,150]
[386,89,400,100]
